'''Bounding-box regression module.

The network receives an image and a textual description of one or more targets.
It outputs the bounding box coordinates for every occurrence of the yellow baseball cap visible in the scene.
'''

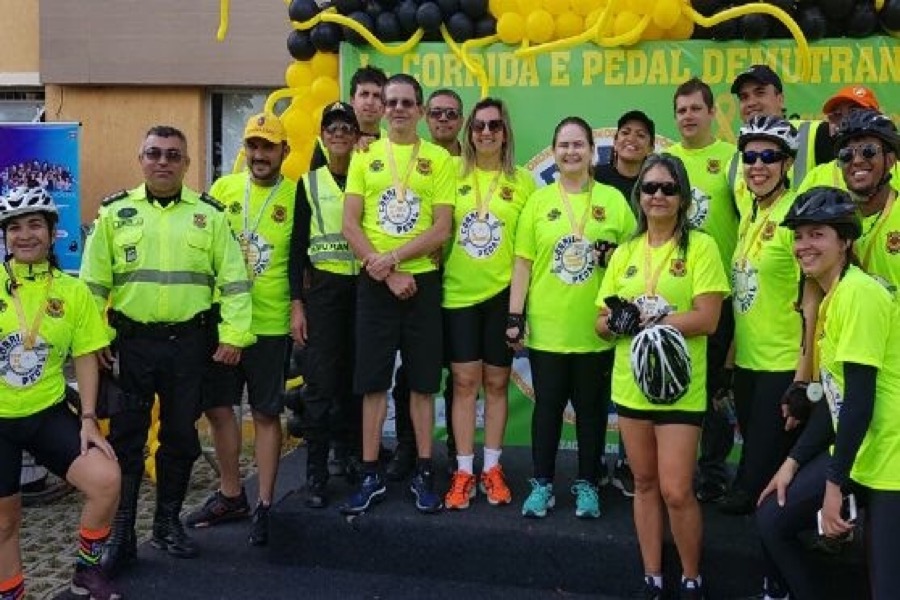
[244,112,286,143]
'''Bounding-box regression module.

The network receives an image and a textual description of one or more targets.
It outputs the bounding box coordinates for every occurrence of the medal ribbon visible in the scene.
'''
[242,175,283,278]
[859,190,895,271]
[642,235,678,297]
[9,269,53,351]
[558,180,593,240]
[474,169,503,220]
[811,285,836,384]
[385,139,421,205]
[736,195,786,264]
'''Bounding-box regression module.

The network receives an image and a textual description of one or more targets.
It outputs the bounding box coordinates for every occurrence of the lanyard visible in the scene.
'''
[473,169,502,220]
[558,181,593,240]
[811,284,836,383]
[736,195,784,263]
[385,139,421,204]
[243,175,283,240]
[9,272,52,351]
[642,235,678,297]
[858,191,895,270]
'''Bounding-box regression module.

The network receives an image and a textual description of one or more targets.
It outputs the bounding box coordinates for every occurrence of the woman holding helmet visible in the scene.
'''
[0,187,121,599]
[596,153,728,599]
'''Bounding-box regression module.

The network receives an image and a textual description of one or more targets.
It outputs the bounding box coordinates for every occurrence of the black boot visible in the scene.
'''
[150,457,198,559]
[100,472,142,576]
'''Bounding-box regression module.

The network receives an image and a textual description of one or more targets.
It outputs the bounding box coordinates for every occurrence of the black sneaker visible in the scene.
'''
[248,502,270,546]
[410,468,442,514]
[304,479,328,509]
[184,488,250,528]
[759,576,789,599]
[637,576,662,600]
[680,577,705,600]
[339,472,387,515]
[613,460,635,498]
[695,480,727,504]
[71,565,123,600]
[328,447,347,477]
[718,488,754,515]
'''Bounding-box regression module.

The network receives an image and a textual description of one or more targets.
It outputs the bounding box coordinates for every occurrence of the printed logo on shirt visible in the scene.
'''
[551,235,594,285]
[731,260,759,314]
[369,160,384,173]
[124,246,137,263]
[193,214,207,229]
[625,265,638,279]
[592,205,606,222]
[272,205,287,224]
[458,184,472,196]
[0,333,50,388]
[761,221,776,241]
[377,188,421,235]
[547,208,561,221]
[458,210,502,259]
[499,186,514,201]
[634,294,673,320]
[0,299,6,313]
[687,187,710,229]
[229,201,242,215]
[822,369,843,426]
[707,159,721,174]
[416,158,432,176]
[45,298,65,319]
[240,232,273,277]
[887,231,900,254]
[669,258,686,277]
[116,207,138,219]
[112,217,144,229]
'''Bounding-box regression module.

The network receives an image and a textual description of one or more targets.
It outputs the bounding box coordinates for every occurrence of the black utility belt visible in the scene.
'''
[109,309,214,340]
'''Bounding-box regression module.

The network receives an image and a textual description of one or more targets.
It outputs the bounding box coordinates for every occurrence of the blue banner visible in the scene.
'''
[0,123,82,273]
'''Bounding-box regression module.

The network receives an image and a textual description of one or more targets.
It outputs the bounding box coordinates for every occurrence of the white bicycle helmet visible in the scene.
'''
[738,115,800,156]
[0,186,58,226]
[630,324,692,405]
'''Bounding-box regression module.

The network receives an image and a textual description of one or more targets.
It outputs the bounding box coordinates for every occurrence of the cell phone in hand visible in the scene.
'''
[816,494,858,535]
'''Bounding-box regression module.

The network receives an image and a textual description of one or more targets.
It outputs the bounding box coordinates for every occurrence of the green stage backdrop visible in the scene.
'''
[344,37,900,449]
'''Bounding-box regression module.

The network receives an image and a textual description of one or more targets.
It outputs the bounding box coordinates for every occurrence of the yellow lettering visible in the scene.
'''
[550,52,571,86]
[442,53,464,88]
[582,51,603,85]
[830,47,854,83]
[703,49,724,84]
[606,50,625,85]
[670,49,690,84]
[498,53,518,87]
[807,47,830,84]
[625,50,647,85]
[519,57,540,87]
[855,47,879,84]
[466,55,482,88]
[724,48,750,84]
[402,54,420,81]
[646,50,667,85]
[878,45,900,83]
[420,54,440,88]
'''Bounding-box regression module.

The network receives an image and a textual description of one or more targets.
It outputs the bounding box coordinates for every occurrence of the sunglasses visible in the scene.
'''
[142,148,184,163]
[428,107,460,121]
[472,119,505,133]
[742,149,786,165]
[837,143,882,164]
[323,122,356,135]
[385,98,417,109]
[640,181,680,196]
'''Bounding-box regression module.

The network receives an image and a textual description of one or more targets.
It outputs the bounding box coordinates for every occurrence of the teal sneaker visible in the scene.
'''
[572,480,600,519]
[521,478,555,518]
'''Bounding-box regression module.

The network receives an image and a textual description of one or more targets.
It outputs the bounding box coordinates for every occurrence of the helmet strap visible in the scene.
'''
[752,164,788,204]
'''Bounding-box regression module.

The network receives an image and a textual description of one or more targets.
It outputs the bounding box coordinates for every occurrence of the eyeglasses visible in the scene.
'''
[428,108,460,121]
[640,181,680,196]
[837,143,882,164]
[742,149,786,165]
[142,148,184,163]
[385,98,417,109]
[323,122,356,136]
[472,119,505,133]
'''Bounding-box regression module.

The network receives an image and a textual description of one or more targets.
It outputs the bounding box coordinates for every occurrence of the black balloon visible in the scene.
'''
[436,0,461,18]
[690,0,721,17]
[288,0,320,23]
[344,11,375,45]
[797,5,827,41]
[881,0,900,30]
[311,22,343,52]
[847,1,878,37]
[459,0,487,20]
[740,13,770,41]
[365,0,384,19]
[474,14,497,38]
[417,2,444,32]
[446,11,474,41]
[376,11,403,41]
[396,0,420,35]
[287,29,316,60]
[818,0,854,21]
[333,0,363,15]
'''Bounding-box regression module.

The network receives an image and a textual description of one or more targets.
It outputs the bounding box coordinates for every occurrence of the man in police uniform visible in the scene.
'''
[184,113,296,546]
[81,125,254,571]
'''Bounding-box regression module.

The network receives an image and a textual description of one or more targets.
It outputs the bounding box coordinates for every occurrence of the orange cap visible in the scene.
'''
[822,85,880,114]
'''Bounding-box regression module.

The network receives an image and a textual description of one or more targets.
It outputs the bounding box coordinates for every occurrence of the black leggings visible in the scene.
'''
[529,349,612,484]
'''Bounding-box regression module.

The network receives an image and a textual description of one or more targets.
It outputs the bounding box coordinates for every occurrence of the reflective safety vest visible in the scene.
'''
[303,167,359,275]
[728,119,822,195]
[80,185,255,348]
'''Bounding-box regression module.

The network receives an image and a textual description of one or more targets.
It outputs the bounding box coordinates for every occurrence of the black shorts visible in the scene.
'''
[354,270,443,395]
[0,402,83,497]
[201,335,291,417]
[615,403,705,427]
[443,288,513,367]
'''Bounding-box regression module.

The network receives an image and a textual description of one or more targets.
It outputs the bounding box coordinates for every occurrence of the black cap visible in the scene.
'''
[321,101,359,130]
[617,110,655,141]
[730,64,783,94]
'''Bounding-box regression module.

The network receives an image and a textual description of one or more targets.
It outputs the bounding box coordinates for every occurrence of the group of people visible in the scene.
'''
[0,60,897,600]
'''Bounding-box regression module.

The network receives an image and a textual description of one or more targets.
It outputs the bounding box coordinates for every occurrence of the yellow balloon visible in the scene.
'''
[555,11,584,39]
[310,76,340,104]
[526,10,555,43]
[310,52,339,78]
[285,61,313,89]
[516,0,540,15]
[544,0,571,17]
[489,0,517,16]
[497,12,526,44]
[633,0,657,16]
[642,19,665,41]
[613,10,641,38]
[574,0,603,17]
[281,153,307,181]
[283,109,316,140]
[652,0,680,31]
[665,13,694,40]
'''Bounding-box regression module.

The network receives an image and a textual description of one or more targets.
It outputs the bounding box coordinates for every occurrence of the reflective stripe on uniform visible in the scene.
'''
[793,120,812,186]
[112,270,215,287]
[85,281,111,300]
[219,280,252,296]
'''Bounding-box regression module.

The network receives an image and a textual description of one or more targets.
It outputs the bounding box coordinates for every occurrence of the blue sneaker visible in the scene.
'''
[572,480,600,519]
[339,472,386,515]
[410,469,442,514]
[521,478,555,518]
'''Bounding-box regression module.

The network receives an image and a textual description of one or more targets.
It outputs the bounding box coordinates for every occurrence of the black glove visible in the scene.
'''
[505,313,525,345]
[593,240,618,269]
[781,381,813,421]
[605,296,642,336]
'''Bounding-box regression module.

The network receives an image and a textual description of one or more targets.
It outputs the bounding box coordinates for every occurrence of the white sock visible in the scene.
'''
[682,574,703,586]
[647,574,663,589]
[456,454,474,475]
[483,447,502,472]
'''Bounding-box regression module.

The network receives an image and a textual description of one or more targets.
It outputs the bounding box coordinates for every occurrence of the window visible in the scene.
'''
[0,88,45,122]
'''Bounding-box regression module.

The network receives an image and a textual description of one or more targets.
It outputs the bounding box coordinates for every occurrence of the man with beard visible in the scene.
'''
[185,112,298,546]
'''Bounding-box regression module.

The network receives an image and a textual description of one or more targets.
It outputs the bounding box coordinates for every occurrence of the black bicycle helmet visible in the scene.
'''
[629,324,692,405]
[738,115,800,157]
[781,186,862,240]
[834,109,900,154]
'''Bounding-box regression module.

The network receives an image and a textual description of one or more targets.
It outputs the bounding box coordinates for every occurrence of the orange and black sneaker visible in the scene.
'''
[444,471,476,510]
[480,465,512,506]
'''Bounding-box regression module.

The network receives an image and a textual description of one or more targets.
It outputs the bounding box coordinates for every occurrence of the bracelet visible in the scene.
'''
[81,413,98,423]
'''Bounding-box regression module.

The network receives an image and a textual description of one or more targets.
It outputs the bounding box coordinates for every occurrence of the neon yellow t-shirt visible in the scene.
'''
[796,161,900,196]
[443,166,536,308]
[731,191,802,371]
[597,231,729,413]
[816,267,900,491]
[0,262,109,418]
[345,137,454,274]
[856,194,900,299]
[515,182,636,352]
[210,172,297,335]
[667,140,739,275]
